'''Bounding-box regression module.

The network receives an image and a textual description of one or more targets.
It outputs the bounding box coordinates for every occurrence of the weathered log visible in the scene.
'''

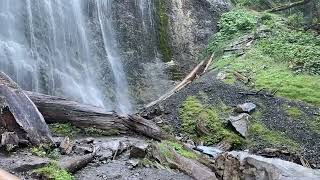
[151,143,217,180]
[0,72,53,145]
[59,146,97,173]
[25,91,165,140]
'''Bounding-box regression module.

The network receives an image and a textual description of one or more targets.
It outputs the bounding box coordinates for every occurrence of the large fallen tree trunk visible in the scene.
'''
[25,92,166,140]
[0,72,53,145]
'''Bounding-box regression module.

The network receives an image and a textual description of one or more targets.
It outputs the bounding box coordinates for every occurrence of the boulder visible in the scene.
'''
[228,113,251,137]
[215,151,320,180]
[129,142,149,159]
[194,146,223,158]
[235,103,256,114]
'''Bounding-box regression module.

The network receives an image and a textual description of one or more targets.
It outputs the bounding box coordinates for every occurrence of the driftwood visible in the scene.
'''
[267,0,312,13]
[0,72,53,145]
[24,91,165,141]
[145,54,214,109]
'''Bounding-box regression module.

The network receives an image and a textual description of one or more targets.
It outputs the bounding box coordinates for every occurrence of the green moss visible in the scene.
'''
[33,162,73,180]
[49,123,80,137]
[163,140,197,159]
[31,145,60,160]
[84,127,119,137]
[155,0,172,62]
[179,96,244,147]
[249,122,300,152]
[310,117,320,134]
[284,106,303,119]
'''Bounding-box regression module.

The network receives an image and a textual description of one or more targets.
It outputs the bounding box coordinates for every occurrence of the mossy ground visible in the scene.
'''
[310,116,320,135]
[249,121,300,152]
[33,162,73,180]
[208,9,320,106]
[283,106,304,119]
[49,123,119,137]
[179,96,244,148]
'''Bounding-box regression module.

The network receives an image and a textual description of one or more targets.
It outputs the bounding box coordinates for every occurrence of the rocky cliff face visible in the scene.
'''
[109,0,231,107]
[159,0,231,74]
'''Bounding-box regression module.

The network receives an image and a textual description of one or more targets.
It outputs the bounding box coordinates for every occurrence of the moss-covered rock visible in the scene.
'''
[155,0,172,63]
[179,96,245,147]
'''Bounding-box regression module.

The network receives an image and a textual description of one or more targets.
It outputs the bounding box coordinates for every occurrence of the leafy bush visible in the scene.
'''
[207,9,257,54]
[258,29,320,75]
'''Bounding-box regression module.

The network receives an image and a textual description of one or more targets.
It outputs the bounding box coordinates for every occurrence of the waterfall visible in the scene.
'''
[0,0,172,114]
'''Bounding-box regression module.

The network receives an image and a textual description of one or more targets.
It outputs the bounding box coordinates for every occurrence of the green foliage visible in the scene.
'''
[257,28,320,75]
[31,145,60,160]
[211,9,320,105]
[179,96,244,147]
[155,0,172,62]
[207,9,257,54]
[163,140,197,159]
[33,162,73,180]
[284,106,304,119]
[49,123,80,137]
[249,122,300,151]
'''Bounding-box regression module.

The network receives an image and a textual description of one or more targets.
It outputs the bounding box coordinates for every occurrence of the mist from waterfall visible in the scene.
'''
[0,0,133,113]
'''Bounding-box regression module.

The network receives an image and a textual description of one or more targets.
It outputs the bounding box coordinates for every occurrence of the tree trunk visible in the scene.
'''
[0,72,53,145]
[25,92,166,140]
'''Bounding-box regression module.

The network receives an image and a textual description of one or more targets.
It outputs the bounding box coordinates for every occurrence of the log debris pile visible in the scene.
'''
[0,72,165,149]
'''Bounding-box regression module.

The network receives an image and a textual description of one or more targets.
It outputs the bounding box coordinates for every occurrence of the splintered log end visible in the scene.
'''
[0,72,54,146]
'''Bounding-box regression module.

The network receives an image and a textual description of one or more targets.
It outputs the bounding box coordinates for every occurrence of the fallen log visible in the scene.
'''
[59,146,97,173]
[0,72,53,145]
[267,0,312,13]
[144,54,214,109]
[25,91,166,140]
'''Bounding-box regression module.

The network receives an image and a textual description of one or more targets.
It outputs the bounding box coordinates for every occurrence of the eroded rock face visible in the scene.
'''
[165,0,231,73]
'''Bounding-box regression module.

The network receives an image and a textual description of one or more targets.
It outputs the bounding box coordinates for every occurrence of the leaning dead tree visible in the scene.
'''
[267,0,312,13]
[0,72,53,145]
[144,53,214,109]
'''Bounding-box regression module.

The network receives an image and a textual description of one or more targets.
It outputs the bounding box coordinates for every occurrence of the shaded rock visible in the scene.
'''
[128,159,140,168]
[59,137,74,155]
[194,146,223,158]
[1,132,19,148]
[129,142,148,159]
[216,72,227,80]
[74,145,93,155]
[216,151,320,180]
[235,102,256,113]
[10,156,49,172]
[228,113,251,137]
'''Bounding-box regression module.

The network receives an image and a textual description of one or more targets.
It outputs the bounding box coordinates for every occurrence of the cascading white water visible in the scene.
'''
[0,0,172,114]
[0,0,134,113]
[95,0,132,114]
